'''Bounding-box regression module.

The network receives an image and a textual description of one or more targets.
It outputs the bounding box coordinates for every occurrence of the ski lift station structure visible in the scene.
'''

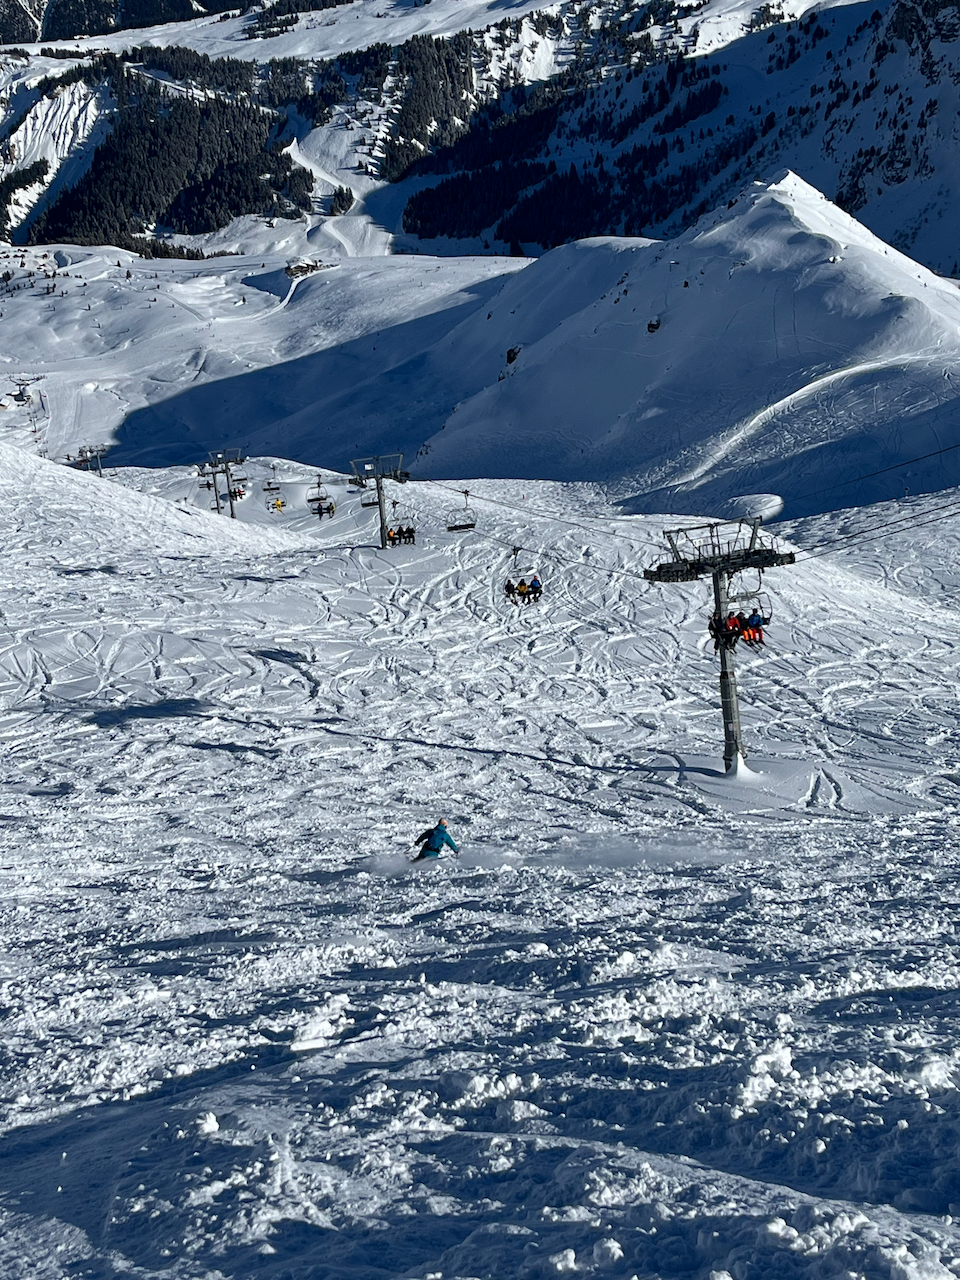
[10,375,41,405]
[644,519,794,772]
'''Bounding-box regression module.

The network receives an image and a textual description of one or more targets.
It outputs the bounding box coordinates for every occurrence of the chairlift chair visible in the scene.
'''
[728,569,773,621]
[507,561,544,604]
[446,489,477,532]
[360,488,380,508]
[389,498,414,526]
[709,572,773,651]
[307,481,336,519]
[262,478,281,493]
[386,502,416,545]
[265,496,287,513]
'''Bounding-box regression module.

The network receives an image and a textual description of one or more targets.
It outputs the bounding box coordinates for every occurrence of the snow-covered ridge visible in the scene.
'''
[409,172,960,515]
[0,174,939,520]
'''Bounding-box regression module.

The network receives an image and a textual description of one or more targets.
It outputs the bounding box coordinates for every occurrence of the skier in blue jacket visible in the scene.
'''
[413,819,458,860]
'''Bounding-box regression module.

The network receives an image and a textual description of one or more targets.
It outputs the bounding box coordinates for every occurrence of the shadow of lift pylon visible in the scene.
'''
[644,520,795,772]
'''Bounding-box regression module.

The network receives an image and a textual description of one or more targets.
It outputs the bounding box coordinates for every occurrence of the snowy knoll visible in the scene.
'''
[108,174,960,520]
[5,443,960,1275]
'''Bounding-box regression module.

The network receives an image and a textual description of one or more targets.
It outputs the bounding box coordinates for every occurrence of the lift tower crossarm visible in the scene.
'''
[643,519,795,772]
[643,544,794,582]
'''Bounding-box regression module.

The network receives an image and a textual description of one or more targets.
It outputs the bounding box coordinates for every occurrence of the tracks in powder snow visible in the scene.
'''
[5,477,960,1275]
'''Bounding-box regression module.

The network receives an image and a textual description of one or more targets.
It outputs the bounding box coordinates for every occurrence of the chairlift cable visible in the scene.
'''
[414,478,960,586]
[422,479,664,550]
[483,529,654,587]
[791,440,960,505]
[795,490,960,557]
[796,494,960,561]
[419,481,776,590]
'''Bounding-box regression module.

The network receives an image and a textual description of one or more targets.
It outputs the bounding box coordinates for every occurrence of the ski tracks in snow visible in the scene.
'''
[5,466,960,1276]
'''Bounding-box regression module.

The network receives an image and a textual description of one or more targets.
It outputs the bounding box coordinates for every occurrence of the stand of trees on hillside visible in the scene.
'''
[28,71,311,248]
[0,161,49,239]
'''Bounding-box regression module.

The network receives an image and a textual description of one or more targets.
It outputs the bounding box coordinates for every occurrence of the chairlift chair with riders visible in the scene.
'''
[307,477,336,519]
[712,569,774,648]
[446,489,477,532]
[728,568,773,620]
[388,499,416,545]
[506,548,544,604]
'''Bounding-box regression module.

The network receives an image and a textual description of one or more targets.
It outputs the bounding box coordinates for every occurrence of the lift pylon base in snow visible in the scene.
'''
[644,520,795,773]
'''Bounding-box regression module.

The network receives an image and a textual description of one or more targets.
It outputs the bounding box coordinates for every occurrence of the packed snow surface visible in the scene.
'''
[4,440,960,1277]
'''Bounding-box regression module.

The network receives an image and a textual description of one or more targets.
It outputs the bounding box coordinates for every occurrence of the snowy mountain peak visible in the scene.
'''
[394,174,960,518]
[703,170,939,284]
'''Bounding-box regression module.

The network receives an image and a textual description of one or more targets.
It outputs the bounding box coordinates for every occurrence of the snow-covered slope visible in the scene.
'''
[4,441,960,1277]
[63,174,960,520]
[415,172,960,516]
[3,0,591,64]
[6,176,960,519]
[0,238,527,467]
